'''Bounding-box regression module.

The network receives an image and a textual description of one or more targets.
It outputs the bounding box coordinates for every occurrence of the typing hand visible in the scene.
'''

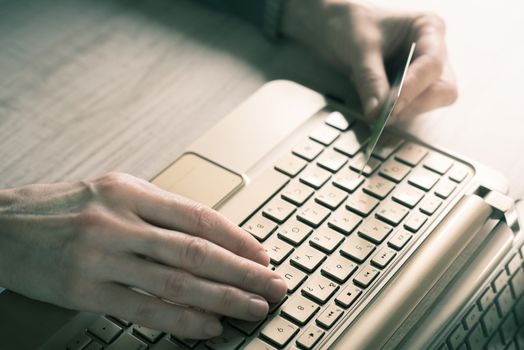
[282,0,458,121]
[0,173,287,339]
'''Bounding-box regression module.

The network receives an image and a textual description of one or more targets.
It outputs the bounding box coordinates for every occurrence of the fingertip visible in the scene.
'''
[364,96,379,118]
[204,319,223,338]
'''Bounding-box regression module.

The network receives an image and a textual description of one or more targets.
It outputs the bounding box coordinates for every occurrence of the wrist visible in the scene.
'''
[281,0,327,45]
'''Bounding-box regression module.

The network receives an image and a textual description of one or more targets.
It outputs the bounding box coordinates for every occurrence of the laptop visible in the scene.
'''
[1,80,523,349]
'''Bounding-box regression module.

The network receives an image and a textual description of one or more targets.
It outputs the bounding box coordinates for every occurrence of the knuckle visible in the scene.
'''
[182,237,208,269]
[415,13,446,33]
[219,286,237,311]
[95,172,133,195]
[164,271,188,300]
[239,259,256,290]
[442,83,459,105]
[192,204,216,233]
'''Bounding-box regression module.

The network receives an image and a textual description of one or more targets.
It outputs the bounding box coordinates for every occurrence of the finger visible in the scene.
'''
[393,62,458,122]
[97,283,223,339]
[116,256,269,321]
[350,43,390,117]
[131,181,269,267]
[394,14,447,114]
[134,227,287,303]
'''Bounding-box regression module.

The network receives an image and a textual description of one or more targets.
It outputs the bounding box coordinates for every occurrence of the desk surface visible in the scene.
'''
[1,0,523,197]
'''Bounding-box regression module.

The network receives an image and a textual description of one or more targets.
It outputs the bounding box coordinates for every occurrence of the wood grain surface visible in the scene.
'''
[1,0,523,197]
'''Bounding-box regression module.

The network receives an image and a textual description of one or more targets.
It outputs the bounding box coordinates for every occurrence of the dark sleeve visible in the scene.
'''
[199,0,267,29]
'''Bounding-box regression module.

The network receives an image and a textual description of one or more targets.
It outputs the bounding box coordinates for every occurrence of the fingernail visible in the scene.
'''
[267,277,287,302]
[248,295,269,319]
[204,320,223,337]
[364,97,379,117]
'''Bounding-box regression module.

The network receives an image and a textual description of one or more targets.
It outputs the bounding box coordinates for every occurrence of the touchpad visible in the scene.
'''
[151,153,244,209]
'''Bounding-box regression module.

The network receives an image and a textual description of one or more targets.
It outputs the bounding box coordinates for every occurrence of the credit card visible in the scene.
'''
[358,42,416,176]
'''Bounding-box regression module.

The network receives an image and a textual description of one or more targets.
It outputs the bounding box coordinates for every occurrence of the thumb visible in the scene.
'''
[351,45,390,118]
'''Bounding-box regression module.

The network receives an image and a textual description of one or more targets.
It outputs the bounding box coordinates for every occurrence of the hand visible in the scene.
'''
[282,0,458,121]
[0,173,287,339]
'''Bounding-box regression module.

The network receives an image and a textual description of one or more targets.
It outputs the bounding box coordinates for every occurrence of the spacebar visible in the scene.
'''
[218,168,289,225]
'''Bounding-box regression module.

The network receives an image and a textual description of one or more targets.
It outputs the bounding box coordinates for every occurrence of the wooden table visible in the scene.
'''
[1,0,523,199]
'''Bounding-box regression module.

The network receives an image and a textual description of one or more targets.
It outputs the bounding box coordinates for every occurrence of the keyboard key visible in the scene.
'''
[228,318,264,336]
[107,333,146,350]
[290,245,326,272]
[403,212,428,233]
[392,184,425,209]
[479,286,496,310]
[395,143,428,166]
[485,332,504,350]
[243,338,276,350]
[388,229,412,251]
[463,304,482,330]
[152,338,185,350]
[133,325,164,343]
[447,323,467,349]
[317,148,348,173]
[299,165,332,189]
[328,208,362,235]
[349,153,382,176]
[375,201,409,227]
[260,316,299,348]
[346,191,379,216]
[333,168,365,193]
[296,325,325,349]
[434,178,457,199]
[448,164,469,183]
[170,337,199,348]
[335,284,362,308]
[206,326,245,350]
[262,197,296,224]
[340,235,376,263]
[263,236,294,265]
[302,275,339,304]
[506,254,521,275]
[466,324,487,350]
[297,201,331,228]
[88,317,122,344]
[282,181,314,206]
[358,217,393,244]
[496,286,514,317]
[510,268,524,297]
[408,168,440,191]
[293,139,324,161]
[379,159,411,183]
[333,123,369,157]
[277,263,307,293]
[500,313,518,344]
[419,195,442,215]
[277,219,313,246]
[316,303,344,329]
[354,264,380,288]
[362,175,395,199]
[482,304,501,336]
[322,254,358,283]
[315,184,348,210]
[325,111,352,131]
[371,133,404,160]
[84,342,104,350]
[371,247,397,269]
[243,214,278,241]
[309,226,345,254]
[424,153,453,175]
[493,270,509,292]
[275,154,307,177]
[67,333,92,350]
[309,125,340,146]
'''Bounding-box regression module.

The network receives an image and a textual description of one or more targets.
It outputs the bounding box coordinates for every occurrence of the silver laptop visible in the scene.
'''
[1,80,523,349]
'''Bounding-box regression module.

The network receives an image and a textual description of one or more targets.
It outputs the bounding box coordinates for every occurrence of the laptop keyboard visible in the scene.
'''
[435,246,524,350]
[64,109,497,350]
